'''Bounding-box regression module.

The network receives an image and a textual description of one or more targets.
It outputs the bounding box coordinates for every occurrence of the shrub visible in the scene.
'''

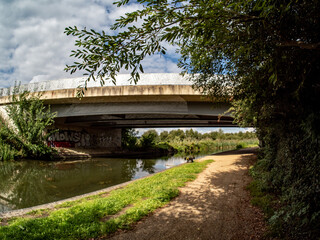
[0,90,57,160]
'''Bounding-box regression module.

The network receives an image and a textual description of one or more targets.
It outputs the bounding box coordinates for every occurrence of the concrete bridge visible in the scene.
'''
[0,73,234,150]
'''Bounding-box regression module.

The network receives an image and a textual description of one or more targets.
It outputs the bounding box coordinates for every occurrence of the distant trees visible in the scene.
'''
[121,128,257,152]
[158,129,256,142]
[159,131,169,142]
[121,128,257,154]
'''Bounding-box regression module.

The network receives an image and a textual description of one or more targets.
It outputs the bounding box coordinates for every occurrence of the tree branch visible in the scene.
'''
[278,41,320,50]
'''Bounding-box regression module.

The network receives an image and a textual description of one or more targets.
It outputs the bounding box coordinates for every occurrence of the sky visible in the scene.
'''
[0,0,253,133]
[0,0,180,88]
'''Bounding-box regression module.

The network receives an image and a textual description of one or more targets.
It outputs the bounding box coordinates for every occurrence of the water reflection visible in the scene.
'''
[0,156,186,212]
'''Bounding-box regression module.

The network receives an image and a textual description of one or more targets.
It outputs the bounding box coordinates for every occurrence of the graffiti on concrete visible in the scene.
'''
[48,131,90,148]
[47,130,119,148]
[95,135,113,146]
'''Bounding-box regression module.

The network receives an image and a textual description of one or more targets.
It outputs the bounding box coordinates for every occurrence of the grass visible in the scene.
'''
[0,141,19,161]
[0,159,213,240]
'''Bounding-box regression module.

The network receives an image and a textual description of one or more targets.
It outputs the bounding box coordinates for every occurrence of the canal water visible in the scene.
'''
[0,155,196,213]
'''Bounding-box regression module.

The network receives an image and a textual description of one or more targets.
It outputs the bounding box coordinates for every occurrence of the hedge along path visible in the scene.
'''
[109,148,267,240]
[0,159,213,240]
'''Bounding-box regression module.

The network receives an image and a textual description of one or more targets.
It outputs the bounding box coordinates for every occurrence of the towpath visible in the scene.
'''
[107,148,267,240]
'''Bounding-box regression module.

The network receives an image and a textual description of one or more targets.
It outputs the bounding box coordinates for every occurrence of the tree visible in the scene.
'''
[65,0,320,238]
[140,129,159,148]
[167,129,185,141]
[159,130,169,142]
[185,129,200,140]
[121,128,139,150]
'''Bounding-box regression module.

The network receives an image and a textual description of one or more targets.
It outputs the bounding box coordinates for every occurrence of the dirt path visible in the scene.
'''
[108,148,267,240]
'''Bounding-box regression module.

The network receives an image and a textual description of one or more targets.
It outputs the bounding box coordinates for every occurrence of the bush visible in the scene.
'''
[0,90,57,160]
[251,116,320,239]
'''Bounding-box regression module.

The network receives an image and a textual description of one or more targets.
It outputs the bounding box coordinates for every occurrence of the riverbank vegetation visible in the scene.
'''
[0,91,56,161]
[122,128,258,155]
[0,159,213,239]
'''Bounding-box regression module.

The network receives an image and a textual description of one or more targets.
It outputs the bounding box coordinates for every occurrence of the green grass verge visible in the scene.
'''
[0,160,213,240]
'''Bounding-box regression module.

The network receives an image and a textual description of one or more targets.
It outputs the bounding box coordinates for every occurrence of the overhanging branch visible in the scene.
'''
[278,41,320,50]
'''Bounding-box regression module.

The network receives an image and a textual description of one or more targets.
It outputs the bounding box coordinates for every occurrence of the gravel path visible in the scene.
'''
[107,148,267,240]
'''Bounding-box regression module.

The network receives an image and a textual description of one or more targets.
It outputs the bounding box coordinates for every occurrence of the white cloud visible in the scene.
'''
[0,0,180,88]
[140,55,180,73]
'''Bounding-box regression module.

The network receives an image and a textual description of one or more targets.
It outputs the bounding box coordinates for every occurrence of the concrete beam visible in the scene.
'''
[0,85,206,105]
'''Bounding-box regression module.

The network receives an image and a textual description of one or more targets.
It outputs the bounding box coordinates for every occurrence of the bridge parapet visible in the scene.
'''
[0,73,203,105]
[0,73,192,97]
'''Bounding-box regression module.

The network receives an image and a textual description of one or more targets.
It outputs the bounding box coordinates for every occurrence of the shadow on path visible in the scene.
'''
[212,147,259,156]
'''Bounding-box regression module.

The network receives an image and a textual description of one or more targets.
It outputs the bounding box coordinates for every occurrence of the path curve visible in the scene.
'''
[107,148,266,240]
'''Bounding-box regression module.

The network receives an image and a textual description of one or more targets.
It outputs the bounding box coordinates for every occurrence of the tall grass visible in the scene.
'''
[0,141,19,161]
[165,138,258,154]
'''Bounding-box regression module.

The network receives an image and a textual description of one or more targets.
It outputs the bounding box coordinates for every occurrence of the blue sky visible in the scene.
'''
[0,0,253,133]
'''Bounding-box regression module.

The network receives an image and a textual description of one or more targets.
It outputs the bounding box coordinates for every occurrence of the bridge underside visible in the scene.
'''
[55,113,235,128]
[52,102,235,128]
[49,101,235,150]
